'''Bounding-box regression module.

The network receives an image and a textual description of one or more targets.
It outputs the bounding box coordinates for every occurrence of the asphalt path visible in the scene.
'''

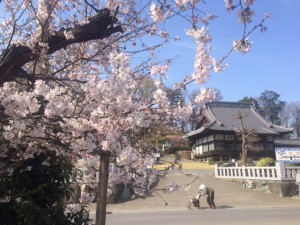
[90,206,300,225]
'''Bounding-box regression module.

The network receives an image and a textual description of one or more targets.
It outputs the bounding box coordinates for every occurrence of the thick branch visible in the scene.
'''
[0,8,123,85]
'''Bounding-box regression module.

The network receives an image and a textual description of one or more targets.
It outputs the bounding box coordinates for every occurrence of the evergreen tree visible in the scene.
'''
[258,90,286,125]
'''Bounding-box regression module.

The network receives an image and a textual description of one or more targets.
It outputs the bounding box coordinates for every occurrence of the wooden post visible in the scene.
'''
[95,152,110,225]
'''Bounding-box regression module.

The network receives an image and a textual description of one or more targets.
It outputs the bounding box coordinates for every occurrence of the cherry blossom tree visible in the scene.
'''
[0,0,269,224]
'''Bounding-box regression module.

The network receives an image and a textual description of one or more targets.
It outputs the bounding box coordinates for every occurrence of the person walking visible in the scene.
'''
[197,184,216,209]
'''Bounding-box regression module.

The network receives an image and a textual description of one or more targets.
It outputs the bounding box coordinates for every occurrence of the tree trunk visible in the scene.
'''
[95,152,110,225]
[241,136,247,166]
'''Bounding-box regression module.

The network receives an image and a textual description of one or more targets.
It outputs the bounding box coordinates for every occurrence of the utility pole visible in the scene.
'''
[95,151,110,225]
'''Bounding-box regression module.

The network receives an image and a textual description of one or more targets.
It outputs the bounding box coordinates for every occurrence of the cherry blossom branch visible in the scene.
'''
[83,0,101,13]
[220,15,270,64]
[0,8,123,85]
[151,15,270,107]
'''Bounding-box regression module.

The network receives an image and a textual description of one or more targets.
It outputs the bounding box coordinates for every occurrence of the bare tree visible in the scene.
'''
[281,102,300,138]
[233,111,255,166]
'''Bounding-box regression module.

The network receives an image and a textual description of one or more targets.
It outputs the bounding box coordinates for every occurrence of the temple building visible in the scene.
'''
[184,101,293,161]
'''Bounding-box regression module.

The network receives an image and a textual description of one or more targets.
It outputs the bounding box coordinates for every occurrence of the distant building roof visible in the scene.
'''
[185,101,293,139]
[274,139,300,147]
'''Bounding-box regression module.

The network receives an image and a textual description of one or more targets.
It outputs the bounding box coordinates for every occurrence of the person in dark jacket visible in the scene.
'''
[197,184,216,209]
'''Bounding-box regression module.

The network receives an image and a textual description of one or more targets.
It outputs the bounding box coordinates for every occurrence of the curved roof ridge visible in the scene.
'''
[250,104,293,132]
[204,103,223,126]
[205,120,217,128]
[250,104,272,126]
[269,123,294,132]
[183,124,210,138]
[261,127,277,134]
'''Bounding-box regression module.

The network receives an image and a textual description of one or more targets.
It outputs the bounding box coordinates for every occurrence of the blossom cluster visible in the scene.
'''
[233,38,253,53]
[186,27,211,44]
[150,64,169,78]
[194,88,217,104]
[238,7,255,23]
[65,204,82,215]
[150,3,165,22]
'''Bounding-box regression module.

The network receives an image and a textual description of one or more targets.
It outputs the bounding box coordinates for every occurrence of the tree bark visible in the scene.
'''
[95,151,110,225]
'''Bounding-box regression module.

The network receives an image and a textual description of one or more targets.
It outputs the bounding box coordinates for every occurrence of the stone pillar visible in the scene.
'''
[276,162,285,179]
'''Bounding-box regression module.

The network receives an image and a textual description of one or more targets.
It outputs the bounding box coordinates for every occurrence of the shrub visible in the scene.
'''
[0,151,91,225]
[246,158,254,166]
[256,157,275,167]
[208,158,215,165]
[216,161,224,166]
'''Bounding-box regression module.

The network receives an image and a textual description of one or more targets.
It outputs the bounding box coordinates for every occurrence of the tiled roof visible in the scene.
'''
[185,101,293,138]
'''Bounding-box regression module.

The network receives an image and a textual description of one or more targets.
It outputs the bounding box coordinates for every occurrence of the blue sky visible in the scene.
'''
[161,0,300,103]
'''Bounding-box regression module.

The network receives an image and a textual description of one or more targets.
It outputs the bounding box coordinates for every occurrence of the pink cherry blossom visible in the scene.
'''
[150,2,165,22]
[233,38,252,53]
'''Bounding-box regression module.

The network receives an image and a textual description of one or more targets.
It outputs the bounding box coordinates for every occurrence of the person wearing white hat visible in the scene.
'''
[197,184,216,209]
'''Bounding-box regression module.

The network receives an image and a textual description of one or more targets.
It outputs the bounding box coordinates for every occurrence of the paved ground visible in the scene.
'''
[88,155,300,213]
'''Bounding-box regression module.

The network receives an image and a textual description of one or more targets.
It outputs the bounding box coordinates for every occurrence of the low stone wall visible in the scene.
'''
[228,179,299,197]
[71,170,160,205]
[268,181,299,197]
